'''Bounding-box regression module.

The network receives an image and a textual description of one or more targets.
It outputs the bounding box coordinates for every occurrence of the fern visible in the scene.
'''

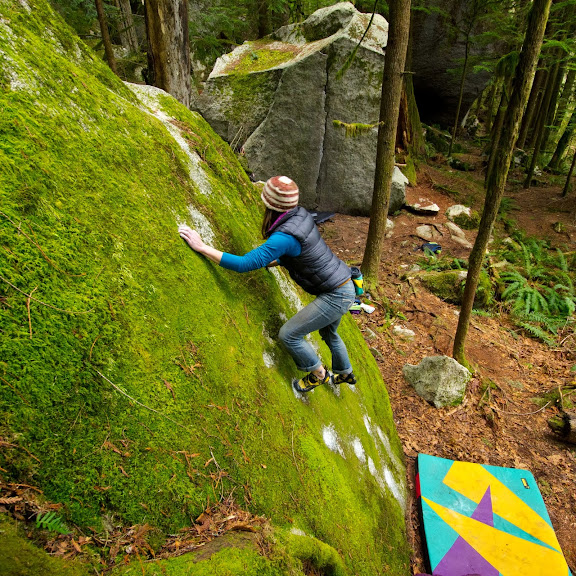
[36,511,69,534]
[515,321,556,345]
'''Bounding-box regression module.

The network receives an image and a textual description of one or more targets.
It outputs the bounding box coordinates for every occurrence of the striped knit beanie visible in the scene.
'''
[261,176,299,211]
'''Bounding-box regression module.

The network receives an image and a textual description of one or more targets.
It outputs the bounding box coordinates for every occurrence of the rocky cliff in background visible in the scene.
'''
[194,3,407,216]
[410,0,495,127]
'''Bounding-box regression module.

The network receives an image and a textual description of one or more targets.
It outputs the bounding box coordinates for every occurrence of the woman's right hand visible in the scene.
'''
[178,225,205,252]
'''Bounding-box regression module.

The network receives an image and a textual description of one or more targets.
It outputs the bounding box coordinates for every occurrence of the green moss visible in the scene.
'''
[453,210,481,230]
[223,71,280,125]
[116,542,284,575]
[420,270,493,309]
[226,42,300,74]
[0,1,409,574]
[420,271,466,304]
[0,515,91,576]
[286,532,346,576]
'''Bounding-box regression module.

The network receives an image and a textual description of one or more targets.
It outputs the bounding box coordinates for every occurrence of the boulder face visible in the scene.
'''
[195,3,392,215]
[0,1,408,574]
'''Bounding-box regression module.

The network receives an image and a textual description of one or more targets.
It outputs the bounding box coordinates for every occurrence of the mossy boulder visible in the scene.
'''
[453,210,481,230]
[0,1,408,574]
[0,516,92,576]
[196,3,390,216]
[420,270,493,308]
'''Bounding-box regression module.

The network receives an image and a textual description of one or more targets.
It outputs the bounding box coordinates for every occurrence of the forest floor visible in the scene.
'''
[319,148,576,575]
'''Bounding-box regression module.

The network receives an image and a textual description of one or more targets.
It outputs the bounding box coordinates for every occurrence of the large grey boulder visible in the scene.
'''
[195,3,393,215]
[403,356,471,408]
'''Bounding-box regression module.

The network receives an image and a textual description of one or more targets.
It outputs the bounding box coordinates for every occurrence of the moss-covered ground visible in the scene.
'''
[0,1,409,573]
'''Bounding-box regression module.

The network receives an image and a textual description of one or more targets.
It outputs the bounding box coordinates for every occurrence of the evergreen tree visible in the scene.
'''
[362,0,412,286]
[453,0,553,365]
[144,0,192,107]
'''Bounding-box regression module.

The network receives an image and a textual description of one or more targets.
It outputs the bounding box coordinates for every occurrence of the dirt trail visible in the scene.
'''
[320,160,576,574]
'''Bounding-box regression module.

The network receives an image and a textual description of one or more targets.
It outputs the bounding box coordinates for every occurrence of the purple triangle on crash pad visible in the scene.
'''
[471,486,494,526]
[433,488,498,576]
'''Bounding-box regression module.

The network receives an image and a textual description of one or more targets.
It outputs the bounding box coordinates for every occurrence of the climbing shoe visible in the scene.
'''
[331,372,357,386]
[293,371,330,393]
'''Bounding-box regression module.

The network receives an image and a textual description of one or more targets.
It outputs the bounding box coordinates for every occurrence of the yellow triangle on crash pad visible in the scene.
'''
[422,496,569,576]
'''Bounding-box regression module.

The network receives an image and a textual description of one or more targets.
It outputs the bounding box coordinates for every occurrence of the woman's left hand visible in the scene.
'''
[179,225,205,252]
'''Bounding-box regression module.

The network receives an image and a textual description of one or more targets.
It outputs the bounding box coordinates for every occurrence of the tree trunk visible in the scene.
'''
[540,60,565,154]
[404,16,425,159]
[362,0,411,286]
[448,38,470,157]
[485,78,512,187]
[485,77,502,132]
[94,0,118,75]
[562,149,576,197]
[517,66,545,149]
[115,0,139,53]
[144,0,191,108]
[453,0,552,365]
[524,58,560,188]
[257,0,270,37]
[548,412,576,444]
[552,68,576,140]
[557,68,576,113]
[547,108,576,172]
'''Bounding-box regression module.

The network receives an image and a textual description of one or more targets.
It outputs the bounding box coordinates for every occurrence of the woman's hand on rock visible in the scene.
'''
[178,225,205,252]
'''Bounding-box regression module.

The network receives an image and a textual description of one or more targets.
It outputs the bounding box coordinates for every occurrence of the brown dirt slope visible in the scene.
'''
[320,158,576,574]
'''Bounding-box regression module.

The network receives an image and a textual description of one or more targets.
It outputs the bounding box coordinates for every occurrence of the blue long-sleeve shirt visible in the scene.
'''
[219,232,301,272]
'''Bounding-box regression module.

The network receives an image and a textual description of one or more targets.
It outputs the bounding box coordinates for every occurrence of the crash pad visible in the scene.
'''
[416,453,571,576]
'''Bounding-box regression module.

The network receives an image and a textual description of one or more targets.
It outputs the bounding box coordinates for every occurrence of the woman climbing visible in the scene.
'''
[178,175,357,393]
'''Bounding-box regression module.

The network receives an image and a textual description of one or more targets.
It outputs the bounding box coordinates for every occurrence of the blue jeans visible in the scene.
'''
[278,280,355,374]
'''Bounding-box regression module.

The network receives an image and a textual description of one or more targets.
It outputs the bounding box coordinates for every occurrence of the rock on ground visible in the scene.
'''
[402,356,471,408]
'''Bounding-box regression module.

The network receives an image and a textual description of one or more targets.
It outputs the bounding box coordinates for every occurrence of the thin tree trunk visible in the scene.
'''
[485,78,512,187]
[485,77,501,132]
[540,60,565,153]
[553,68,576,134]
[448,38,470,157]
[517,66,545,149]
[115,0,139,53]
[453,0,552,365]
[257,0,270,37]
[524,58,560,187]
[95,0,118,75]
[404,14,425,158]
[362,0,411,286]
[547,109,576,171]
[562,149,576,197]
[144,0,191,108]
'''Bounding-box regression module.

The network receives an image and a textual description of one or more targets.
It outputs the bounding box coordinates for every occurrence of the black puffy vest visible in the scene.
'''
[270,207,351,295]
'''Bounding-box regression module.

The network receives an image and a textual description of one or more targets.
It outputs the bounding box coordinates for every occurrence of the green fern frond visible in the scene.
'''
[516,321,556,345]
[36,511,69,534]
[554,248,569,272]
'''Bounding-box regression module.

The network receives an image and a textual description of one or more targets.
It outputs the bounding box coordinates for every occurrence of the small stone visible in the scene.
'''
[393,325,416,340]
[370,347,385,361]
[446,204,471,221]
[363,328,378,340]
[406,201,440,215]
[444,221,466,239]
[451,235,473,249]
[416,225,442,241]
